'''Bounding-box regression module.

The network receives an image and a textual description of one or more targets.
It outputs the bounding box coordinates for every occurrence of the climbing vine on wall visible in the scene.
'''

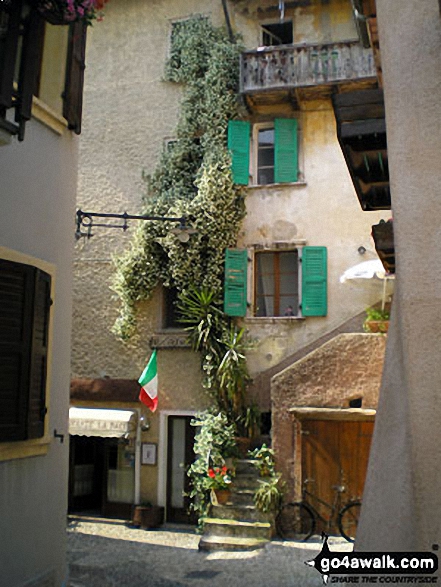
[111,16,246,340]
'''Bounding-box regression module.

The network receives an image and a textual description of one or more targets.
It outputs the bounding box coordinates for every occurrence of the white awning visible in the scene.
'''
[69,407,137,438]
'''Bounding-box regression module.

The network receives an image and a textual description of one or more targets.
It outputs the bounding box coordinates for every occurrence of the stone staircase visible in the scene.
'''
[198,459,274,552]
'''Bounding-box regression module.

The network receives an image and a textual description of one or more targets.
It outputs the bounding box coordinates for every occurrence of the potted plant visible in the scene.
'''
[248,444,276,478]
[253,475,284,514]
[363,307,390,333]
[132,502,165,529]
[235,405,261,456]
[206,465,233,505]
[36,0,109,26]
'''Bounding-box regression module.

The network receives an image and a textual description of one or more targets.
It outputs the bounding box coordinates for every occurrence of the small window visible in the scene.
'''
[228,119,299,186]
[163,287,181,329]
[255,250,299,317]
[261,21,293,46]
[257,127,275,185]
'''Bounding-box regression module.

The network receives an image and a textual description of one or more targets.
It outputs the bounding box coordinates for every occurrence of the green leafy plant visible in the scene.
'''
[111,17,246,340]
[236,404,261,439]
[187,410,237,529]
[253,475,284,513]
[364,307,390,321]
[363,307,390,333]
[248,444,275,478]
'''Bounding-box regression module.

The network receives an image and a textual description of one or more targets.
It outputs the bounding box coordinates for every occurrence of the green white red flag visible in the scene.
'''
[138,350,158,412]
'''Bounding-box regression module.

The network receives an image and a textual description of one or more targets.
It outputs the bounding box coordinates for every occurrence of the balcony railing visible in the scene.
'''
[240,41,376,94]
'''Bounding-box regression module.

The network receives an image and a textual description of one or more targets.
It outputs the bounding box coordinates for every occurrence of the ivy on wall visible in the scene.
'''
[111,16,246,340]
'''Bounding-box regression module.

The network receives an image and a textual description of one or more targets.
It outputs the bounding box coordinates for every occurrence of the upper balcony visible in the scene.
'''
[240,41,377,110]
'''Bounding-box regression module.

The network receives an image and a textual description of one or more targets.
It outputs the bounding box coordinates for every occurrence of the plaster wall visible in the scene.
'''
[356,0,441,554]
[241,104,387,375]
[73,0,386,390]
[0,119,78,586]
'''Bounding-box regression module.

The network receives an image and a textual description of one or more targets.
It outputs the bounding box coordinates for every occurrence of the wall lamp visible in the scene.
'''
[75,209,196,242]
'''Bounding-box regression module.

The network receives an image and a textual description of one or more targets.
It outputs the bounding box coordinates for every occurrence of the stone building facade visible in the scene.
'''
[71,0,389,524]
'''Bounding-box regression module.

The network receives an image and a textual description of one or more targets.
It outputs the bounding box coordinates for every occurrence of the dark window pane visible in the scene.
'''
[258,147,275,168]
[261,21,293,46]
[163,287,181,328]
[258,168,274,185]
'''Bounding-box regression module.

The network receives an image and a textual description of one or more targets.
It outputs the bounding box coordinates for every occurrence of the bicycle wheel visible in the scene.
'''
[276,502,315,541]
[338,501,362,543]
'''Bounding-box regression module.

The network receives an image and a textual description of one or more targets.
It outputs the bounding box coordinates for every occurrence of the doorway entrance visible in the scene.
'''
[301,419,374,534]
[69,435,136,519]
[166,415,197,524]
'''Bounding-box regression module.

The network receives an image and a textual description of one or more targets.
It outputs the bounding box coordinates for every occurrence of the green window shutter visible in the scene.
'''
[224,249,248,317]
[274,118,298,183]
[228,120,250,185]
[301,246,327,316]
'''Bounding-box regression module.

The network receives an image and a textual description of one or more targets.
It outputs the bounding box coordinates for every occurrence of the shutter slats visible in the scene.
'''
[228,120,250,185]
[0,0,23,109]
[275,118,298,183]
[224,249,248,317]
[27,269,51,439]
[16,7,45,139]
[0,260,51,442]
[63,20,87,135]
[301,246,327,316]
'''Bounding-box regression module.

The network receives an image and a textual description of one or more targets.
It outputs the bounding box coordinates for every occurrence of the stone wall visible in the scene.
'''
[271,333,386,498]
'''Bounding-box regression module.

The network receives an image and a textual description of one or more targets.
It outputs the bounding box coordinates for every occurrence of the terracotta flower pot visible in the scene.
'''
[211,488,231,505]
[132,505,164,529]
[365,320,389,333]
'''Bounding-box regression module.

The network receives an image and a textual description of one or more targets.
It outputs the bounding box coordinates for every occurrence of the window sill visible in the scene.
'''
[244,316,305,324]
[32,96,68,136]
[247,181,307,190]
[0,436,50,462]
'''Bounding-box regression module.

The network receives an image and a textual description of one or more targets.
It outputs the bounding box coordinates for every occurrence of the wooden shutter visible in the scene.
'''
[301,246,327,316]
[0,260,51,442]
[228,120,250,185]
[15,6,45,140]
[224,249,248,317]
[0,0,23,109]
[27,269,51,439]
[274,118,298,183]
[63,20,87,135]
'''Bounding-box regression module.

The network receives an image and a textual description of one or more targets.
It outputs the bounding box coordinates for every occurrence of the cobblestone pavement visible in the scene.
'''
[67,517,352,587]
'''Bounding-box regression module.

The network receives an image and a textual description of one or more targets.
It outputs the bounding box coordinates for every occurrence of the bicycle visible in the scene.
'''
[276,478,362,543]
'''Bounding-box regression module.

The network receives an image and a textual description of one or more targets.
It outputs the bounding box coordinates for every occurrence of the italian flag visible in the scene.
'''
[138,350,158,412]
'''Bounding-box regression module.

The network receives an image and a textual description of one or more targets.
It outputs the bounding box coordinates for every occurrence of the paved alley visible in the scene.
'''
[67,518,352,587]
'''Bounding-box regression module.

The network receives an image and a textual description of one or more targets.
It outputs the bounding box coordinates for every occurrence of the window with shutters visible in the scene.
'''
[0,258,52,443]
[253,246,327,318]
[228,118,301,186]
[0,1,87,141]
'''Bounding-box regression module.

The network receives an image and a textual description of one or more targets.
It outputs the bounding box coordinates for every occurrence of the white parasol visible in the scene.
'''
[340,259,394,310]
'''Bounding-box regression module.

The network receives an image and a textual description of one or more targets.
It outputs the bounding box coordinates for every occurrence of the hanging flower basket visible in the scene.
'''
[36,0,108,26]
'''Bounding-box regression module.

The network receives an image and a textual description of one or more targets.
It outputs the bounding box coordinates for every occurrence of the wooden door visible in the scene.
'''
[301,419,373,534]
[166,416,197,524]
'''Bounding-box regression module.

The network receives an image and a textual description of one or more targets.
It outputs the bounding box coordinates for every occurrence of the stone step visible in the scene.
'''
[234,459,258,476]
[231,475,260,490]
[211,504,272,524]
[198,535,269,552]
[203,517,272,540]
[229,488,255,506]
